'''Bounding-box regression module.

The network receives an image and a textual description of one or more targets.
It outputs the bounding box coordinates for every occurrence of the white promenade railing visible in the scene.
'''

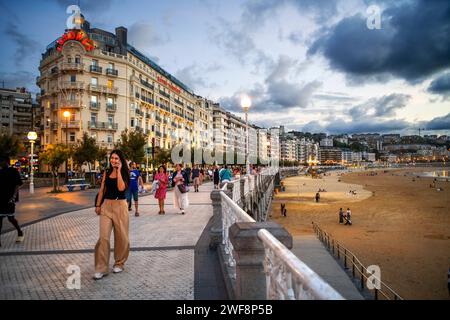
[219,169,344,300]
[258,229,344,300]
[221,185,255,278]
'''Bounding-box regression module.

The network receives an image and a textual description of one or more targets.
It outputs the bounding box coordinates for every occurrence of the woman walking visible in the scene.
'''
[154,165,168,215]
[172,164,189,215]
[94,149,130,280]
[213,166,220,189]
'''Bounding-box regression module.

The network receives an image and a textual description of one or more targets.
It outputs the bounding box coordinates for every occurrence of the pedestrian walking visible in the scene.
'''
[0,156,24,247]
[154,165,168,215]
[339,208,344,224]
[184,165,191,186]
[345,208,352,225]
[126,162,144,217]
[191,164,200,192]
[199,167,204,185]
[93,149,130,280]
[315,192,320,203]
[213,166,220,189]
[219,165,232,184]
[172,164,189,215]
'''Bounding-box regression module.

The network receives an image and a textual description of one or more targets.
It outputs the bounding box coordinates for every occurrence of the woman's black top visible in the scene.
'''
[104,175,126,200]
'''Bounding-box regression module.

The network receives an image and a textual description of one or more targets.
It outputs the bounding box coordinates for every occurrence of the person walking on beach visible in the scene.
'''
[191,164,200,192]
[339,208,344,224]
[126,162,144,217]
[0,156,24,247]
[345,208,352,225]
[94,149,130,280]
[154,165,169,215]
[315,192,320,203]
[172,164,189,215]
[213,166,220,189]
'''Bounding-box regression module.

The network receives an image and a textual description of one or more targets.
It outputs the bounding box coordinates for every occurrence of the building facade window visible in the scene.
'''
[107,134,113,144]
[91,77,98,85]
[70,75,76,82]
[91,113,97,124]
[69,132,76,142]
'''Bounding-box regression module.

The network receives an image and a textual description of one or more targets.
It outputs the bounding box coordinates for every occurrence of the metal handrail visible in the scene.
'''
[312,222,403,300]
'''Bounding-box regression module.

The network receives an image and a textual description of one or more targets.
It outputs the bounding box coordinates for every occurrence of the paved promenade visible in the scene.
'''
[0,183,224,300]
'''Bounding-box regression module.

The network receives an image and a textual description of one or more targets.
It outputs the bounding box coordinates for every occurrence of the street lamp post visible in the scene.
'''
[27,131,37,194]
[241,95,251,175]
[63,111,71,182]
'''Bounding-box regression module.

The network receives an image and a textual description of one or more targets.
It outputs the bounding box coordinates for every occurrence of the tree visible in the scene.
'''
[96,146,108,171]
[155,147,172,167]
[72,133,100,185]
[115,129,146,163]
[0,133,25,159]
[39,144,71,192]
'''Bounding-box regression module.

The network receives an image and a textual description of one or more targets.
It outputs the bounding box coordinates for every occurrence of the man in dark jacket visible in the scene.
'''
[0,156,24,246]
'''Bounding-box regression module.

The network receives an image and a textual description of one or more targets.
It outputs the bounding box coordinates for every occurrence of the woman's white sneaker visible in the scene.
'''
[112,266,123,273]
[93,272,105,280]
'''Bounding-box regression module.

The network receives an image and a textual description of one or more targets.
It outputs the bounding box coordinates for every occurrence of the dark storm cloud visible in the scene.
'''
[4,22,40,67]
[425,113,450,130]
[218,55,321,112]
[0,71,38,93]
[348,94,411,120]
[308,0,450,83]
[428,72,450,97]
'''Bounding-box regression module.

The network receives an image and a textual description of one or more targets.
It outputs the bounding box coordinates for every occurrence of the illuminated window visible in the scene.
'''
[108,80,113,88]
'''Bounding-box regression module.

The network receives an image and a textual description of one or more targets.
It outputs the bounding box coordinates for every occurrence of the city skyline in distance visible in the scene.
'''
[0,0,449,136]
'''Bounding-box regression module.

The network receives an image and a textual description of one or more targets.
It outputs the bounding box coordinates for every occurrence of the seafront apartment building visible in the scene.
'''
[37,19,200,156]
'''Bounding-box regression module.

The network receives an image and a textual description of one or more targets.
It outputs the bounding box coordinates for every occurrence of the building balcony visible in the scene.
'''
[89,65,103,73]
[174,99,184,106]
[159,90,170,99]
[187,105,195,112]
[155,116,161,122]
[106,103,117,112]
[140,79,154,90]
[60,62,84,72]
[90,102,100,110]
[88,84,118,95]
[61,81,85,90]
[61,120,81,129]
[50,103,58,111]
[106,68,118,76]
[156,131,161,137]
[61,100,82,109]
[88,121,118,131]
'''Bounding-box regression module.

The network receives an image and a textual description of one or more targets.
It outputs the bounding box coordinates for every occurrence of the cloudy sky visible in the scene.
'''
[0,0,449,135]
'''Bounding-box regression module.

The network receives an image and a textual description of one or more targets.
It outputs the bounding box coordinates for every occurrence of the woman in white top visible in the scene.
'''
[172,164,189,215]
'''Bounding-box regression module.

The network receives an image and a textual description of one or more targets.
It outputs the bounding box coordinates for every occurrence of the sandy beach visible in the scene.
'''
[270,167,450,300]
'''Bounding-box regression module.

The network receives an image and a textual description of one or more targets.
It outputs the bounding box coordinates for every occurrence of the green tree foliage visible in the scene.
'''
[0,133,25,158]
[39,144,71,192]
[115,129,146,163]
[155,147,172,167]
[72,133,100,185]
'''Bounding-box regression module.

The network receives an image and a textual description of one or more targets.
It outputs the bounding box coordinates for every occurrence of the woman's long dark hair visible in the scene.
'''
[107,149,130,188]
